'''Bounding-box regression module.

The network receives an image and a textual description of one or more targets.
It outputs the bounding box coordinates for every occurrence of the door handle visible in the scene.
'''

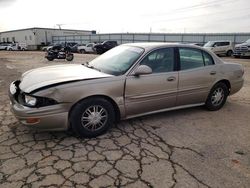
[210,71,216,75]
[167,76,176,81]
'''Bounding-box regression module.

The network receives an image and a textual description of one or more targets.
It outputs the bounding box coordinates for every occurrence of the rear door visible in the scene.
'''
[176,47,217,106]
[125,47,178,117]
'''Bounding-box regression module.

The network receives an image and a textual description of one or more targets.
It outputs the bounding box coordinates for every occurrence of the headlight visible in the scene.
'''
[24,95,37,106]
[22,94,58,107]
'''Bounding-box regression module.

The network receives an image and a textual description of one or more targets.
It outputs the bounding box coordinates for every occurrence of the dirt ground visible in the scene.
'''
[0,51,250,188]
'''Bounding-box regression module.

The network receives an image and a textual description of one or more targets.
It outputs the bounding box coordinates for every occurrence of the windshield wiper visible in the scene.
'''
[82,62,101,72]
[82,62,89,66]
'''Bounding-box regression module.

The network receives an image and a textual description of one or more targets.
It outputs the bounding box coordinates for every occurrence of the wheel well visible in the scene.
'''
[68,95,121,123]
[217,79,231,93]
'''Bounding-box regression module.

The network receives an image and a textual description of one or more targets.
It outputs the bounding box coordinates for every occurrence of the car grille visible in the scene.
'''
[234,46,249,53]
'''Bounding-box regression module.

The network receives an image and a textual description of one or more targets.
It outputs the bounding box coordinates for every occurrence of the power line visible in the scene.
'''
[145,0,242,17]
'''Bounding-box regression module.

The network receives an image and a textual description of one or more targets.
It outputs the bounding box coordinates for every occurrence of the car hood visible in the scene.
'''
[203,46,213,49]
[235,42,250,47]
[19,64,113,93]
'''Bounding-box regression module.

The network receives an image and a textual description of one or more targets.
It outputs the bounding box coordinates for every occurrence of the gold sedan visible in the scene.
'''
[9,43,244,137]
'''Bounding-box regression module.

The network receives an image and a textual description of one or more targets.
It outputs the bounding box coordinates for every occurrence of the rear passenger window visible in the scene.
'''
[179,48,204,70]
[203,52,214,66]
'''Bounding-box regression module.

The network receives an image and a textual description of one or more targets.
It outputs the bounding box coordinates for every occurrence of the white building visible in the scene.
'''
[0,27,96,50]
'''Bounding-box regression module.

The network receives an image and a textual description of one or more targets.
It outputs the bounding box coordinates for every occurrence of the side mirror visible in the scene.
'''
[134,65,152,76]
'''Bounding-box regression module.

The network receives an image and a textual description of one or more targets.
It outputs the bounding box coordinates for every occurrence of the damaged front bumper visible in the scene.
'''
[9,81,69,131]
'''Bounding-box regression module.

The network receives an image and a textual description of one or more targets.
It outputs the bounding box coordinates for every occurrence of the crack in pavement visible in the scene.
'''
[0,97,211,187]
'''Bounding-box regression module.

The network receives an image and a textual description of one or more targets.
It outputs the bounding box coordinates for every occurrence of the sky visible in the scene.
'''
[0,0,250,33]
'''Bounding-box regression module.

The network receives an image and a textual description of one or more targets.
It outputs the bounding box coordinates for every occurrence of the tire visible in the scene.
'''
[226,50,233,57]
[70,97,115,138]
[205,82,229,111]
[46,56,54,61]
[80,49,86,54]
[66,54,74,61]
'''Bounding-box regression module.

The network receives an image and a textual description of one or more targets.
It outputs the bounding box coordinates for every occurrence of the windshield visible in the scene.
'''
[204,41,215,47]
[89,45,144,76]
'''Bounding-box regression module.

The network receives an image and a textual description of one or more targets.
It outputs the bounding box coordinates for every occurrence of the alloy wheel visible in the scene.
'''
[81,105,108,131]
[211,87,224,106]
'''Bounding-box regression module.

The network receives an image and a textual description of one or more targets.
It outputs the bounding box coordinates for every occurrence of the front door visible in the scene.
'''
[125,47,178,117]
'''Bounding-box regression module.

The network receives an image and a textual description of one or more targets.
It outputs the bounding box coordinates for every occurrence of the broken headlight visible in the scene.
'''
[21,94,58,108]
[24,95,37,106]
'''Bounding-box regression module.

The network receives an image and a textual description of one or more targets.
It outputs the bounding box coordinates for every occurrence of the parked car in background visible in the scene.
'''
[9,43,244,137]
[6,43,27,51]
[203,41,234,56]
[42,45,54,51]
[0,43,11,50]
[78,43,95,54]
[93,40,118,54]
[42,42,78,52]
[233,39,250,58]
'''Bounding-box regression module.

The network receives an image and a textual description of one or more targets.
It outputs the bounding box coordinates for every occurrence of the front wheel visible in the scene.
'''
[70,98,115,138]
[66,54,74,61]
[205,82,229,111]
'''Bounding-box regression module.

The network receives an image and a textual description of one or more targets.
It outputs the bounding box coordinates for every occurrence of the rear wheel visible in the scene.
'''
[205,82,229,111]
[226,50,233,57]
[70,98,115,138]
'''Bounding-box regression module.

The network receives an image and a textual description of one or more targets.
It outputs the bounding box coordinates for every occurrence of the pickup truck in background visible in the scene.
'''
[78,43,95,54]
[233,39,250,58]
[93,41,118,54]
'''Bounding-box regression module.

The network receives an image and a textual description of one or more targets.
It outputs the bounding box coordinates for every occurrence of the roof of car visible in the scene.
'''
[123,42,204,51]
[206,40,232,42]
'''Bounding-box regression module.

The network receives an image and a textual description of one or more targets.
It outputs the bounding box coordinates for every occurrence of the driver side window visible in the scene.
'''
[140,48,174,73]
